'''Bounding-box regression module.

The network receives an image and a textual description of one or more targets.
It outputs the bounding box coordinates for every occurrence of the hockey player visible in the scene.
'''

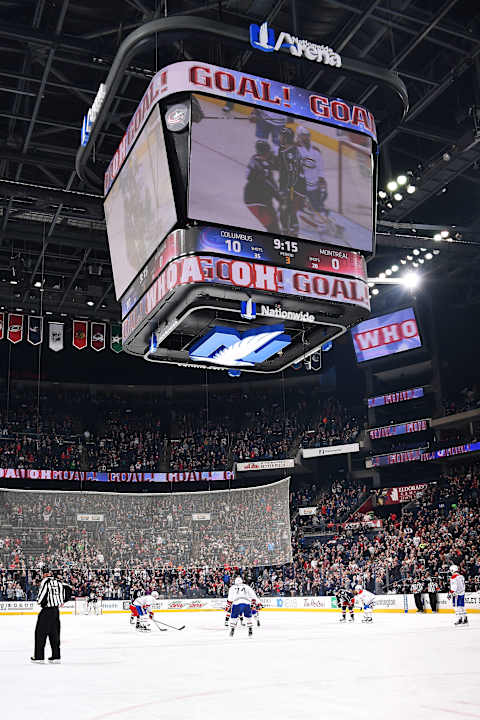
[130,591,160,632]
[252,599,262,627]
[450,565,468,626]
[295,126,328,212]
[335,587,355,622]
[249,107,287,146]
[355,584,375,623]
[243,140,280,233]
[87,592,99,615]
[276,126,306,235]
[227,576,258,637]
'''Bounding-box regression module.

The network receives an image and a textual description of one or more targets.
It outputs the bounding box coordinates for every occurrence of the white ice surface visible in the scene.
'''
[2,611,478,720]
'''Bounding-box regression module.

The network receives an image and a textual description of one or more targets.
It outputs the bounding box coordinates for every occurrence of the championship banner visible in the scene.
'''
[7,313,23,344]
[73,320,88,350]
[0,312,4,340]
[91,322,106,352]
[302,442,360,459]
[110,323,122,353]
[236,458,294,472]
[298,507,317,516]
[48,322,64,352]
[27,315,43,346]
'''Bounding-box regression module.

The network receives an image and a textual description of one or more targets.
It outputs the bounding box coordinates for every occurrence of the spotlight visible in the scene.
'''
[368,282,374,288]
[402,271,420,289]
[397,174,407,185]
[15,307,23,312]
[441,230,450,238]
[425,253,433,260]
[406,185,416,194]
[406,255,413,261]
[372,288,379,296]
[33,280,42,288]
[9,279,18,286]
[413,249,420,255]
[378,190,387,199]
[412,262,419,268]
[433,249,440,255]
[420,248,427,252]
[387,180,398,192]
[434,233,442,241]
[379,272,386,279]
[386,201,393,209]
[86,299,95,307]
[400,259,407,265]
[391,265,399,272]
[418,258,424,264]
[442,152,451,162]
[385,269,392,276]
[393,192,403,201]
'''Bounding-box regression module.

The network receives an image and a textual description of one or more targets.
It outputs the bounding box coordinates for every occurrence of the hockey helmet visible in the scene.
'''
[296,125,310,141]
[255,140,271,156]
[151,591,160,599]
[355,584,363,592]
[449,565,458,574]
[234,576,243,585]
[279,126,295,145]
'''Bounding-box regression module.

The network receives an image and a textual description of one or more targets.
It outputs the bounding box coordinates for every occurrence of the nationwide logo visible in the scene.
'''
[189,324,291,367]
[249,21,341,67]
[260,305,315,323]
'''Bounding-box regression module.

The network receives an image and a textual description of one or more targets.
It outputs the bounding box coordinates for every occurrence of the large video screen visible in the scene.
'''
[104,106,177,299]
[352,307,421,363]
[188,94,373,252]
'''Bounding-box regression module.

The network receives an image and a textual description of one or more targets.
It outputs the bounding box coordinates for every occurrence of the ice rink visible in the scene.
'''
[2,611,478,720]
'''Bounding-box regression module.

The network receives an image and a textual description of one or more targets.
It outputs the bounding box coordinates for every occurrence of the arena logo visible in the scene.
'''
[189,324,291,368]
[81,83,106,147]
[249,21,341,67]
[260,305,315,323]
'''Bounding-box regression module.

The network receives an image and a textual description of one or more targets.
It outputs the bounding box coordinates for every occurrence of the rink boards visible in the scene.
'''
[1,593,479,615]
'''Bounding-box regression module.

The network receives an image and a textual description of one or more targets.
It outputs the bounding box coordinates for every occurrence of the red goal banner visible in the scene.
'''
[91,322,106,352]
[7,313,23,344]
[73,320,88,350]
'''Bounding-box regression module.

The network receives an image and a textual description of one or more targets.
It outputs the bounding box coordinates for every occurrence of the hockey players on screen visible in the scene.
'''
[335,587,355,622]
[355,585,375,623]
[226,576,258,637]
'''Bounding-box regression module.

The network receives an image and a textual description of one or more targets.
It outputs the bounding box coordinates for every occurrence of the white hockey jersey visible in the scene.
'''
[133,594,157,608]
[355,589,375,607]
[227,582,258,607]
[450,572,465,596]
[296,144,325,190]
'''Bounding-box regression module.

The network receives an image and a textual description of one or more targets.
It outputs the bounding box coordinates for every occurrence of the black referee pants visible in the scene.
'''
[428,592,438,612]
[413,593,424,612]
[34,607,61,660]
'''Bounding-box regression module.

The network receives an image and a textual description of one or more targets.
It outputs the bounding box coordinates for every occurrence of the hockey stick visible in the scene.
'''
[152,617,185,631]
[151,618,167,632]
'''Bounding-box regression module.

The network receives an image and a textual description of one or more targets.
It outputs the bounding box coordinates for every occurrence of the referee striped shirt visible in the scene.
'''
[37,577,64,608]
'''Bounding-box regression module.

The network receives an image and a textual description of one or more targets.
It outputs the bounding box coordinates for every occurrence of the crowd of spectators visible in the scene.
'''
[1,464,478,602]
[443,386,480,416]
[0,386,361,472]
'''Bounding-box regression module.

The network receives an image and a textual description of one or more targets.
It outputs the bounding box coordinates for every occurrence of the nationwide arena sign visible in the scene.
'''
[236,458,295,472]
[249,21,341,68]
[302,443,360,459]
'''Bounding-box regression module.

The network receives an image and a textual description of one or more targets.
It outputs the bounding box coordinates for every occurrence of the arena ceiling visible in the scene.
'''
[0,0,479,321]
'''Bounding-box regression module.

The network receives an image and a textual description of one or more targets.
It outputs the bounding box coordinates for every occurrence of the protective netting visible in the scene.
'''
[0,478,292,569]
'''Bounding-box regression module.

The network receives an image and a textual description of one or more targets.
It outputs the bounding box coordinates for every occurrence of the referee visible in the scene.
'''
[30,568,71,664]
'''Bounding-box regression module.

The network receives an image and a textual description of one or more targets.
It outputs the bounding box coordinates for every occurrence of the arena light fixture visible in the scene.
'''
[385,269,392,276]
[406,184,416,194]
[378,190,387,199]
[379,272,386,279]
[386,180,398,192]
[441,230,450,238]
[413,249,420,255]
[386,201,393,209]
[368,282,374,287]
[402,271,421,289]
[393,192,403,201]
[372,288,379,295]
[434,233,442,241]
[33,280,42,288]
[397,174,407,185]
[412,262,419,268]
[391,265,399,272]
[406,255,413,261]
[425,253,433,260]
[418,258,424,264]
[433,249,440,255]
[86,299,95,307]
[400,259,407,265]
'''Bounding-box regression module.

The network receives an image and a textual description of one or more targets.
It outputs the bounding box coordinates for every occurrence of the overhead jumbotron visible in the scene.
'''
[103,61,377,374]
